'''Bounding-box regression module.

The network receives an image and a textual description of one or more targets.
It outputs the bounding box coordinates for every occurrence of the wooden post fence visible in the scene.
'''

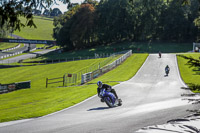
[46,76,65,88]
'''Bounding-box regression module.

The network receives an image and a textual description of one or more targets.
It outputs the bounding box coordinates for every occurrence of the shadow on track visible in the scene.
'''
[87,107,110,111]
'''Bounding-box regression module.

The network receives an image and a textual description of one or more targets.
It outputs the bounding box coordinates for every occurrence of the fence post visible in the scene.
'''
[63,75,65,86]
[46,78,48,88]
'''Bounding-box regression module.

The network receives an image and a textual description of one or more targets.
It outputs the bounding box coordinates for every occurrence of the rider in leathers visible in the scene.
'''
[97,81,118,100]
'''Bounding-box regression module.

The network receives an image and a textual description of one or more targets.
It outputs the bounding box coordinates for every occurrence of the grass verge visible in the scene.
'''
[0,53,148,122]
[177,53,200,93]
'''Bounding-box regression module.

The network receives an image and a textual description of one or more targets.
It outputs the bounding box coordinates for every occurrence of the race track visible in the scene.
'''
[0,54,198,133]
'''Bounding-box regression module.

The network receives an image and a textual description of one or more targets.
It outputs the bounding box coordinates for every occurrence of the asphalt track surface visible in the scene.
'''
[0,54,199,133]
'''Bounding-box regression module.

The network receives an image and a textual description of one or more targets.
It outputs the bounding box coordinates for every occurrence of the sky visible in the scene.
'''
[51,0,84,13]
[51,0,100,13]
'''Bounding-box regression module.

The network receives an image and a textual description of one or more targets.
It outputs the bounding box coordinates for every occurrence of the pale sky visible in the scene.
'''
[51,0,84,13]
[51,0,100,13]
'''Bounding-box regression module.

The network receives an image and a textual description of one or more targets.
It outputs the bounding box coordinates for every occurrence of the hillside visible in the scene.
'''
[13,16,54,40]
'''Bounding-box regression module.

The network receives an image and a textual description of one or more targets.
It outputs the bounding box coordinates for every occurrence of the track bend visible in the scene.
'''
[0,54,198,133]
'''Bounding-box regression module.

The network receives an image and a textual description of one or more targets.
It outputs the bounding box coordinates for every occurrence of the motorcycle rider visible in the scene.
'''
[97,81,119,101]
[165,65,170,76]
[159,51,161,58]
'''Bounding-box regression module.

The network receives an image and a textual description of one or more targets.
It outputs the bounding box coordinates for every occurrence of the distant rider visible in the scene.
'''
[165,65,170,76]
[159,51,161,58]
[97,81,119,101]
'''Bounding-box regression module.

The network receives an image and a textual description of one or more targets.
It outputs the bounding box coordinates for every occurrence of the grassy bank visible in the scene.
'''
[0,58,109,87]
[0,53,148,122]
[13,16,54,40]
[0,43,19,51]
[177,53,200,93]
[89,53,148,83]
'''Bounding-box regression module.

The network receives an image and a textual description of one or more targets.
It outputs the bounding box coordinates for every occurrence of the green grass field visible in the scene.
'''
[0,54,148,122]
[13,16,54,40]
[0,58,109,87]
[177,53,200,93]
[0,16,54,53]
[0,43,19,51]
[0,36,20,50]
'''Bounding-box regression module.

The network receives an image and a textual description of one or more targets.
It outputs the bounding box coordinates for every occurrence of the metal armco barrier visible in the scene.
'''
[81,72,92,84]
[81,50,132,84]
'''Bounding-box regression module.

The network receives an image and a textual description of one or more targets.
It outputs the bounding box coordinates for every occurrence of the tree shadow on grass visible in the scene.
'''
[192,68,200,75]
[177,54,200,75]
[188,83,200,92]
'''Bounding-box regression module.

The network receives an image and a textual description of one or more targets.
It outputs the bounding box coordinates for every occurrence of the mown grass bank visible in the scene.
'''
[0,53,148,122]
[13,16,53,40]
[89,53,147,83]
[177,53,200,93]
[0,43,19,51]
[0,58,108,87]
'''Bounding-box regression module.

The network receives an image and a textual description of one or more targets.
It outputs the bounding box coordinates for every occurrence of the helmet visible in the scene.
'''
[97,81,103,88]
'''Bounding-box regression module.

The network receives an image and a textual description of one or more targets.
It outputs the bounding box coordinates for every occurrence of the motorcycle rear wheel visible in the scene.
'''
[104,97,113,108]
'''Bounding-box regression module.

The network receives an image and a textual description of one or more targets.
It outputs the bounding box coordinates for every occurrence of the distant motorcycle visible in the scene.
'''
[159,52,161,58]
[165,68,170,76]
[99,88,122,108]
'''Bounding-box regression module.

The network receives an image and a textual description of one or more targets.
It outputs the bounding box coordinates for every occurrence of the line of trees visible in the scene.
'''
[53,0,200,51]
[34,8,62,17]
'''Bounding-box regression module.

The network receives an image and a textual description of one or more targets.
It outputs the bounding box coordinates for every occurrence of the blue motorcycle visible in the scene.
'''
[165,67,170,76]
[99,88,122,108]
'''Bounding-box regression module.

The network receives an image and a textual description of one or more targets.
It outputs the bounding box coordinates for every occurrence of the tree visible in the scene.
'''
[96,0,131,43]
[33,9,42,15]
[0,0,70,31]
[50,8,62,16]
[54,0,200,50]
[157,0,198,42]
[43,9,51,16]
[55,3,96,50]
[0,23,9,38]
[53,4,80,50]
[83,0,99,6]
[69,3,96,49]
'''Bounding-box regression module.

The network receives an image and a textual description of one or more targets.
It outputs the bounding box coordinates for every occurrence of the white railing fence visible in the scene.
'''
[81,50,132,84]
